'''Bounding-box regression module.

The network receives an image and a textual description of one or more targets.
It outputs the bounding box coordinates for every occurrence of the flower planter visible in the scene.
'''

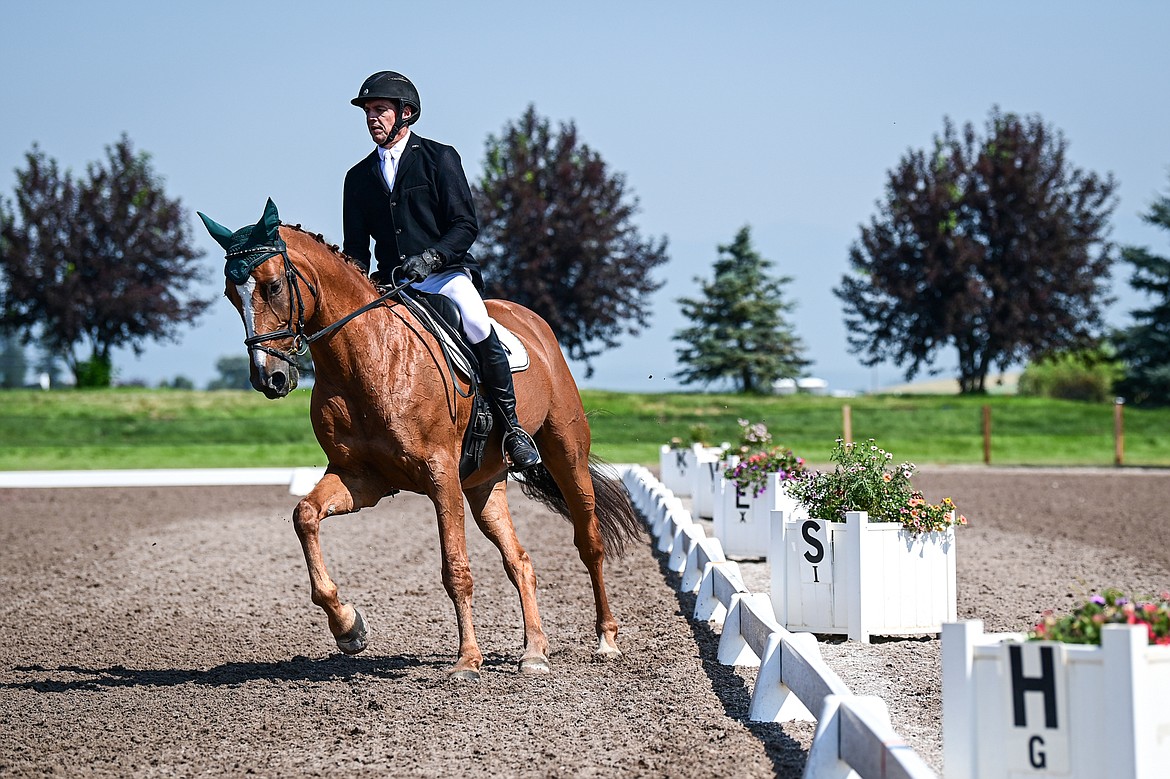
[769,510,957,643]
[942,620,1170,778]
[713,472,807,558]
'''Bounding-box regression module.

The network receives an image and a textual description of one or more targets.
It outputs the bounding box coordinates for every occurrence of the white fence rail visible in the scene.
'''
[622,465,938,779]
[0,466,325,493]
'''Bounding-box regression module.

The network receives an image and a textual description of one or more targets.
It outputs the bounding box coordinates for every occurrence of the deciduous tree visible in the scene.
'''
[0,136,212,386]
[835,107,1117,393]
[674,226,809,393]
[474,105,668,376]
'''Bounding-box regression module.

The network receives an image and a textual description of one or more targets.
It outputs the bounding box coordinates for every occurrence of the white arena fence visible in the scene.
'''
[0,467,326,495]
[622,464,938,779]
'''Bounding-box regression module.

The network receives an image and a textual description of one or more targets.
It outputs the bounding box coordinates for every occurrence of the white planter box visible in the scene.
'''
[713,472,807,558]
[769,510,957,643]
[688,446,726,520]
[943,620,1170,779]
[658,445,691,496]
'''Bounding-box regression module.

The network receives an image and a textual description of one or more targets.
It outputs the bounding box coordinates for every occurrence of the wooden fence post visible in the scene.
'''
[842,404,852,443]
[1114,398,1125,467]
[982,405,992,465]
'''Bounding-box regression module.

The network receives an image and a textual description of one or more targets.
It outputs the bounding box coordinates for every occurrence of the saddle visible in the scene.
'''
[399,290,529,479]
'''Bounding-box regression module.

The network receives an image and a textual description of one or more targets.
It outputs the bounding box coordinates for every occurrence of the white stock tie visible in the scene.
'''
[382,151,398,192]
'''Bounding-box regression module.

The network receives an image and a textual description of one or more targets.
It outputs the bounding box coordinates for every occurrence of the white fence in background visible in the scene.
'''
[0,466,325,493]
[623,465,938,779]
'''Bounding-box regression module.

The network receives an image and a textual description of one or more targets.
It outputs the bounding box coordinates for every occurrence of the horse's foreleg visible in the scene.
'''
[294,472,370,654]
[465,478,550,674]
[432,481,483,680]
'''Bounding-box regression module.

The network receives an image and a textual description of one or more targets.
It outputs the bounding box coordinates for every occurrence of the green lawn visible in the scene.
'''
[1,387,1167,470]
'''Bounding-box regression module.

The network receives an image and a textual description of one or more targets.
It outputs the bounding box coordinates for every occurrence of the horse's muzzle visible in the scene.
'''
[253,363,299,399]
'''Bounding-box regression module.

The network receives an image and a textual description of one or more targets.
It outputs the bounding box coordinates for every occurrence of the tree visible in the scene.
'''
[1114,176,1170,405]
[474,105,668,376]
[0,136,212,387]
[207,355,251,390]
[835,107,1117,394]
[0,330,27,388]
[673,226,810,393]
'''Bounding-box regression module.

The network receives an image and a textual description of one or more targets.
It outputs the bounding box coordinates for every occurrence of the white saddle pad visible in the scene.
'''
[412,305,530,378]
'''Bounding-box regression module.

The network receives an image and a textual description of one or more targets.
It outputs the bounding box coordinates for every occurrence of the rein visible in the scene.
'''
[237,242,410,364]
[237,241,475,403]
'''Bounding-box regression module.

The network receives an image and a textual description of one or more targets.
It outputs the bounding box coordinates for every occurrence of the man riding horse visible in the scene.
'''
[342,70,541,472]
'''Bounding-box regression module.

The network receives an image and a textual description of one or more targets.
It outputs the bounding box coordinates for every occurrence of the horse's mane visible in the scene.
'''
[281,222,370,277]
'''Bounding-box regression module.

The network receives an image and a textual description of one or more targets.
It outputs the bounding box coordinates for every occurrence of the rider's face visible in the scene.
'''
[363,100,410,147]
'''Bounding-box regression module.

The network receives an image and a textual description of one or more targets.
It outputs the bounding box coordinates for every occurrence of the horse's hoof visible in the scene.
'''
[448,668,482,682]
[336,608,369,655]
[518,656,551,675]
[595,635,622,659]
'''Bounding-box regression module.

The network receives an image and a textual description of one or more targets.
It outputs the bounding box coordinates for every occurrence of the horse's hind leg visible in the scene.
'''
[533,427,622,657]
[293,471,379,654]
[465,477,550,674]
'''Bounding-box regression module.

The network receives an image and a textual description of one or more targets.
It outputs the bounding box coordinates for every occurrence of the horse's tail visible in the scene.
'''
[515,455,644,558]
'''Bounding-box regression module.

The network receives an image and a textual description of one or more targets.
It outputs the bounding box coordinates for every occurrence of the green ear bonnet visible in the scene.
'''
[197,198,286,285]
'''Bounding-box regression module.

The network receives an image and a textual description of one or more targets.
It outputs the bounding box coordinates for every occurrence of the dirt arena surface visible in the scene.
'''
[2,467,1168,777]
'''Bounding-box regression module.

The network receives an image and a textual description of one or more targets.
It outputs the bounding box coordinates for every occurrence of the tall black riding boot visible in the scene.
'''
[471,328,542,472]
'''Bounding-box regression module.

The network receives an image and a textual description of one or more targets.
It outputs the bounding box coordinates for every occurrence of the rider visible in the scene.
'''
[342,70,541,472]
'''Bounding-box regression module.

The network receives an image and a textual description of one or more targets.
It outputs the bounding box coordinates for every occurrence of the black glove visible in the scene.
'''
[402,248,443,282]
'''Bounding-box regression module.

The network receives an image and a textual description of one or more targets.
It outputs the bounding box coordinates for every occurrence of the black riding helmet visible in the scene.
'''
[351,70,422,124]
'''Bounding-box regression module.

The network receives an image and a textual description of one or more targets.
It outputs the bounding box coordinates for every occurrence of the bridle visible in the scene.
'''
[228,239,412,367]
[228,240,316,364]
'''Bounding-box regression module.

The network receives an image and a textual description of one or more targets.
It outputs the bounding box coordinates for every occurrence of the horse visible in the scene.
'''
[197,199,642,680]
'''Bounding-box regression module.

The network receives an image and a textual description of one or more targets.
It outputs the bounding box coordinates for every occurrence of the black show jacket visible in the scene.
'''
[342,133,482,287]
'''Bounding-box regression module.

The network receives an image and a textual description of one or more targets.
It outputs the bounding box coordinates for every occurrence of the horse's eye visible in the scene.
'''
[266,279,283,296]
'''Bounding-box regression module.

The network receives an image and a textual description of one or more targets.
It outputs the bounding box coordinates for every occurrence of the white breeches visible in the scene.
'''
[411,269,492,344]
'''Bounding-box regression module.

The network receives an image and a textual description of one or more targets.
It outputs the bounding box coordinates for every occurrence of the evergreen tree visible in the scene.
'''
[836,107,1117,393]
[1115,177,1170,405]
[674,226,809,393]
[475,105,668,376]
[0,136,212,387]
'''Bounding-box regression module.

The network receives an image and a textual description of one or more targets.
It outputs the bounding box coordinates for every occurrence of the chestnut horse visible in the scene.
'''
[198,200,640,679]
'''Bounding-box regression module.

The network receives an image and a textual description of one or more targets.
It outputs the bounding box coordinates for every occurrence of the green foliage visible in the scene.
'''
[207,355,251,390]
[1031,589,1170,646]
[160,375,195,390]
[0,136,212,383]
[674,226,810,393]
[73,355,113,388]
[786,438,966,533]
[474,105,668,377]
[1018,348,1123,403]
[1115,175,1170,406]
[836,106,1117,394]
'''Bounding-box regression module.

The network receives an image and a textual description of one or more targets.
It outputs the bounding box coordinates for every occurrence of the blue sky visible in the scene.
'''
[2,1,1168,393]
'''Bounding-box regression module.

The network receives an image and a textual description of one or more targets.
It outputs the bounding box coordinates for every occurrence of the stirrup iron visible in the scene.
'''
[502,427,541,472]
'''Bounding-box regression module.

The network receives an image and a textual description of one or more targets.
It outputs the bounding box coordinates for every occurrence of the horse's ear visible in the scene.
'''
[260,198,281,242]
[198,212,236,251]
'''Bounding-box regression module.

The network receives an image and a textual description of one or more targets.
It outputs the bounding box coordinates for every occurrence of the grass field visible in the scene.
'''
[2,387,1169,471]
